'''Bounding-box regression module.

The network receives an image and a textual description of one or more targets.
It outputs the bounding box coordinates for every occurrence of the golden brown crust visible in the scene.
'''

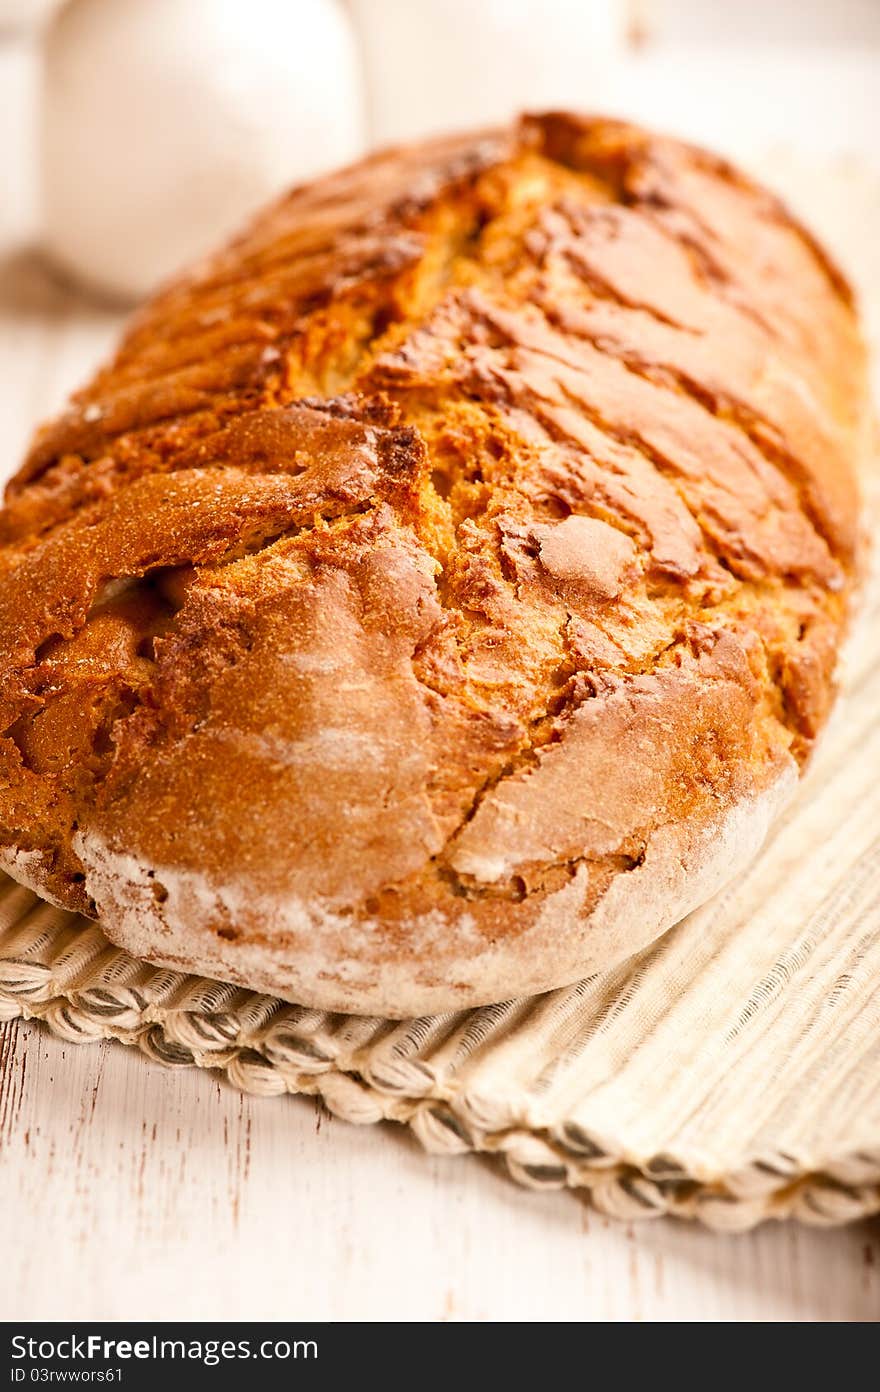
[0,114,868,1014]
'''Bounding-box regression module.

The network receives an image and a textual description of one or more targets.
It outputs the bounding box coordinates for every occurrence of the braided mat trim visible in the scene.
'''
[1,895,878,1234]
[2,784,879,1237]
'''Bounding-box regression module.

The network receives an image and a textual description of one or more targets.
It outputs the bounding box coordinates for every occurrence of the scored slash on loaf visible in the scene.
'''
[0,113,869,1017]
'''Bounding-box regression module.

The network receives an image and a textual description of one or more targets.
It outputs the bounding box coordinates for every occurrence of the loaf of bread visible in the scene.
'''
[0,114,868,1016]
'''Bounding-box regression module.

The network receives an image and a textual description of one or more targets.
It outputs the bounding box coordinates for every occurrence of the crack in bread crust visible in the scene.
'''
[0,113,867,1012]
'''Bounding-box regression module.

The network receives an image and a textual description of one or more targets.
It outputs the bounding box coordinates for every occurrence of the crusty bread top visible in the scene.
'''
[0,114,868,982]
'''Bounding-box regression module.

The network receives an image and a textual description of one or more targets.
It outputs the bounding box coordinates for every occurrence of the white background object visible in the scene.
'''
[40,0,365,300]
[348,0,625,145]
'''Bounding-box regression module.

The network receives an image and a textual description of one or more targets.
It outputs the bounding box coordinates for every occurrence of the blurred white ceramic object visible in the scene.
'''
[348,0,626,146]
[40,0,365,301]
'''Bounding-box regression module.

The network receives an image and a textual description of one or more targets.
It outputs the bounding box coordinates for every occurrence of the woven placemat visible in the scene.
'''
[2,157,880,1232]
[2,522,880,1231]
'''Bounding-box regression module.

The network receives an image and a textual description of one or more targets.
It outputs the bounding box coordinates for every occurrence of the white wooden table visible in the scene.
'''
[0,246,878,1326]
[2,1012,878,1323]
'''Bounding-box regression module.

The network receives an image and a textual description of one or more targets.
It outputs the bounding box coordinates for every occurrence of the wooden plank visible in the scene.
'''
[1,1019,878,1321]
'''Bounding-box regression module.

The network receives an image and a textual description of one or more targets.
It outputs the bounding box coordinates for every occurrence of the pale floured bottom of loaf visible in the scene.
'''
[57,769,796,1019]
